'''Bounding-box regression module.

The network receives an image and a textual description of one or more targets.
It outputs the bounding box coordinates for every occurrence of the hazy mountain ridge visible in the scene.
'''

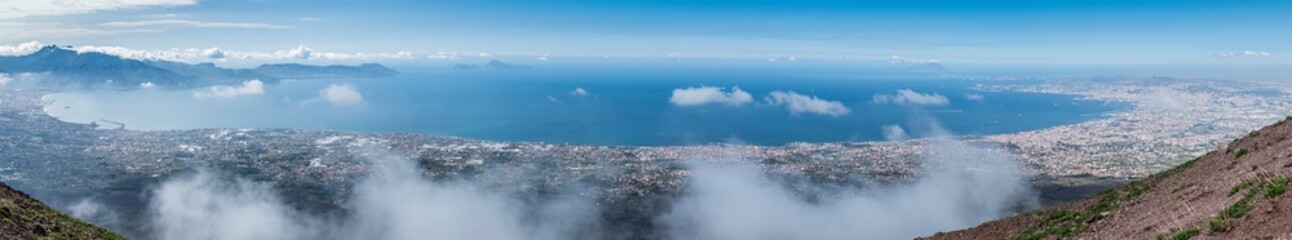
[0,45,398,89]
[452,59,532,70]
[0,45,198,88]
[922,118,1292,240]
[253,63,399,79]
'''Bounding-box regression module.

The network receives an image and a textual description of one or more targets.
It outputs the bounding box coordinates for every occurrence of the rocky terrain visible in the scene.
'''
[0,181,122,239]
[923,117,1292,240]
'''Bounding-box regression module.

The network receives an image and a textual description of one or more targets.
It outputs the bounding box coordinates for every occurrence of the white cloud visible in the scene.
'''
[0,41,44,56]
[200,47,225,59]
[872,89,950,106]
[279,45,312,59]
[142,152,598,240]
[1214,50,1272,59]
[75,45,195,60]
[13,44,416,61]
[309,51,415,60]
[963,93,984,101]
[298,17,322,22]
[427,51,459,60]
[100,19,294,29]
[140,82,156,89]
[669,86,753,107]
[882,125,908,141]
[0,74,11,86]
[662,136,1033,240]
[0,22,161,43]
[143,13,186,18]
[888,55,939,63]
[0,0,197,19]
[317,83,365,106]
[763,91,850,116]
[194,80,265,98]
[570,88,589,96]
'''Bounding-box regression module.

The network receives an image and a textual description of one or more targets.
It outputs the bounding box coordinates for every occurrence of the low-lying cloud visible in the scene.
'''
[872,89,950,106]
[882,124,909,141]
[200,48,225,59]
[140,152,599,240]
[570,87,589,97]
[317,83,365,106]
[669,86,753,107]
[193,80,265,98]
[0,73,11,86]
[87,119,1033,240]
[662,124,1034,240]
[150,171,306,240]
[763,91,850,116]
[0,41,44,56]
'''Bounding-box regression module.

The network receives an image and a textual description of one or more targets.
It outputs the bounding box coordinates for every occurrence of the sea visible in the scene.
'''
[42,63,1127,146]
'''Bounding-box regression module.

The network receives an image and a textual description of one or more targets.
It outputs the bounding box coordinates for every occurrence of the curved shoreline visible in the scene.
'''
[35,88,1126,148]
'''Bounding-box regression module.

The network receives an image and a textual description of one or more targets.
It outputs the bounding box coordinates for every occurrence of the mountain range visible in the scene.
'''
[0,45,398,89]
[452,59,532,70]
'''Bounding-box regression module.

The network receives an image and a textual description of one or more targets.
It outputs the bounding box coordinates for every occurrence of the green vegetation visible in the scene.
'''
[1012,185,1155,240]
[1210,175,1291,233]
[0,202,124,240]
[1217,199,1252,220]
[1248,131,1260,137]
[1209,218,1226,232]
[1228,179,1253,196]
[1253,176,1289,199]
[1010,156,1206,240]
[1125,182,1154,199]
[1155,157,1199,180]
[1169,228,1200,240]
[1235,148,1249,159]
[1155,228,1198,240]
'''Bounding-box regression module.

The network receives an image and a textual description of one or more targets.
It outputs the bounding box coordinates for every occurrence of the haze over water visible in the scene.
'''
[43,65,1125,146]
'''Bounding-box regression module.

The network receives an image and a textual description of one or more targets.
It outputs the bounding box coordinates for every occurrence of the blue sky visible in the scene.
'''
[3,0,1291,65]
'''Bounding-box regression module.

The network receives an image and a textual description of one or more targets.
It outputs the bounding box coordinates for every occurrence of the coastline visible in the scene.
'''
[7,76,1289,239]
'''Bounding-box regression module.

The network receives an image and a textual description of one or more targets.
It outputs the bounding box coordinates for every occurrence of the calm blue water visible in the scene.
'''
[44,65,1126,146]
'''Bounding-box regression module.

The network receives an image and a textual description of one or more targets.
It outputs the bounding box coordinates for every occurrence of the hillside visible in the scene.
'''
[0,181,122,239]
[0,45,197,88]
[0,45,398,89]
[922,117,1292,240]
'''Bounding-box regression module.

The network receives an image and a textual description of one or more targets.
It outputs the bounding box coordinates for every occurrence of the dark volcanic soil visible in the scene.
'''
[922,118,1292,240]
[0,181,122,239]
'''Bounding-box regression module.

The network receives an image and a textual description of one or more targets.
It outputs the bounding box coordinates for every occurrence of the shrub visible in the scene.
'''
[1170,228,1200,240]
[1209,218,1227,232]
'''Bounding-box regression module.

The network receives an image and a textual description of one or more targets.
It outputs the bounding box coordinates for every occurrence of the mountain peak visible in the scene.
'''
[484,59,531,69]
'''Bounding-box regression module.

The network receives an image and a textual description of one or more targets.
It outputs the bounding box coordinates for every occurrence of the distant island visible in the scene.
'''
[452,59,532,70]
[0,45,398,89]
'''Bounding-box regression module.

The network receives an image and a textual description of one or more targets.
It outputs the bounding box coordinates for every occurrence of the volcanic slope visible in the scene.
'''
[0,181,123,239]
[923,117,1292,240]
